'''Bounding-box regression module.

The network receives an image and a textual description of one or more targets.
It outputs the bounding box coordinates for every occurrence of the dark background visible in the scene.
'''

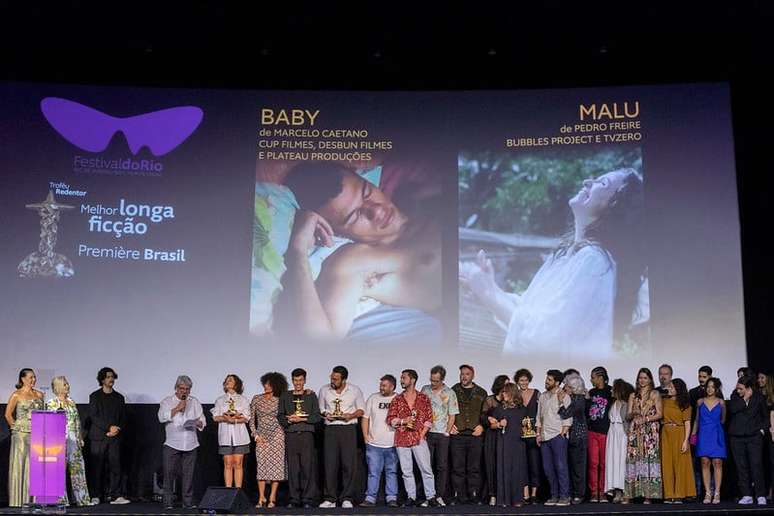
[0,1,771,506]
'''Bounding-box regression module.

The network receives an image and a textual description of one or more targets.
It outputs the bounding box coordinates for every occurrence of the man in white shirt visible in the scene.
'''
[318,365,365,509]
[536,369,572,507]
[158,375,206,509]
[360,374,399,508]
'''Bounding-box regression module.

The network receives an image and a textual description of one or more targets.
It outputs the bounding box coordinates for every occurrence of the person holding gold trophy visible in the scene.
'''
[387,369,442,507]
[317,366,365,509]
[278,368,321,508]
[212,375,250,489]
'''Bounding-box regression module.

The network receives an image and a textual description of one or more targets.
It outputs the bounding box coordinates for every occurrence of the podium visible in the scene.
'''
[29,410,66,506]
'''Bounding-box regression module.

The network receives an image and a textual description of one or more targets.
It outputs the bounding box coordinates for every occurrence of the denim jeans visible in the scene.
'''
[365,444,398,503]
[397,440,436,500]
[541,435,570,498]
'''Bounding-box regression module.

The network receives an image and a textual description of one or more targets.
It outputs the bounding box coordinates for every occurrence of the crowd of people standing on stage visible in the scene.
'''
[4,363,774,509]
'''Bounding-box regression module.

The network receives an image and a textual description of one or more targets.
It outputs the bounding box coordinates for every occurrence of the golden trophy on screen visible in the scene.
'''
[292,397,308,417]
[226,397,238,417]
[330,398,345,419]
[521,416,537,438]
[405,409,417,430]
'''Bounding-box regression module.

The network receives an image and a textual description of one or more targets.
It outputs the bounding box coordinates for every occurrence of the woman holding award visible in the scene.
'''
[515,369,541,504]
[249,372,288,508]
[491,383,528,507]
[4,368,45,507]
[212,374,250,489]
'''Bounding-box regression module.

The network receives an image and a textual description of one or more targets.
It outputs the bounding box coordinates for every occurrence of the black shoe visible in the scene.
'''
[287,502,299,508]
[302,503,313,509]
[164,505,175,510]
[427,497,440,507]
[387,500,399,508]
[359,500,376,507]
[182,504,197,510]
[402,498,416,507]
[471,492,483,505]
[455,497,469,505]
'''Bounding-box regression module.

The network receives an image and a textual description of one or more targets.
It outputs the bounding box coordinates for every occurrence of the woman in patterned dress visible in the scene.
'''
[47,376,93,506]
[5,369,45,507]
[624,368,663,503]
[249,372,288,508]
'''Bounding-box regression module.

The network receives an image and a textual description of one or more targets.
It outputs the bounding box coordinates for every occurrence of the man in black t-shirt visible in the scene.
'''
[586,366,613,503]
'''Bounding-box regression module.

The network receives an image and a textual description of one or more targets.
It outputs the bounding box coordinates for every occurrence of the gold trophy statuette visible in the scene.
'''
[330,398,345,419]
[292,397,308,417]
[406,409,417,430]
[521,416,537,438]
[226,397,238,417]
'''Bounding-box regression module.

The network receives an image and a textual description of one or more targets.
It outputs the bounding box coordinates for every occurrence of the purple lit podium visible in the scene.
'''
[28,411,66,511]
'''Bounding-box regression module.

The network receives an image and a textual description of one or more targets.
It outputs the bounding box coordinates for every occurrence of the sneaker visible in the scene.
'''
[435,497,446,507]
[319,500,336,508]
[402,498,416,507]
[164,504,175,510]
[110,497,131,505]
[182,504,197,510]
[418,499,429,507]
[489,496,497,506]
[556,497,571,506]
[589,494,599,503]
[544,497,558,506]
[571,497,582,504]
[758,497,768,505]
[387,500,399,508]
[89,498,100,506]
[341,500,353,508]
[359,500,375,507]
[739,496,754,505]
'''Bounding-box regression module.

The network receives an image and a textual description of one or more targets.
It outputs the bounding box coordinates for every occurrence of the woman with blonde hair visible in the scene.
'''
[47,376,93,506]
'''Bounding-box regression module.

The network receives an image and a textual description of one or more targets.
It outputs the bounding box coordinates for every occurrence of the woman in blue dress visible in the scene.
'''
[691,377,726,504]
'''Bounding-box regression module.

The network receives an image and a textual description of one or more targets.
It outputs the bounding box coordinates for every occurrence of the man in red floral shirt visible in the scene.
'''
[387,369,441,507]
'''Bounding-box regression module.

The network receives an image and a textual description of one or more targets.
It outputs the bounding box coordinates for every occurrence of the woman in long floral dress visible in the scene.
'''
[249,372,288,508]
[47,376,92,506]
[624,368,663,503]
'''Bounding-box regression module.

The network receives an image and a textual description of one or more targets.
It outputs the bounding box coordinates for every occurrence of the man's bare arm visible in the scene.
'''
[274,211,339,337]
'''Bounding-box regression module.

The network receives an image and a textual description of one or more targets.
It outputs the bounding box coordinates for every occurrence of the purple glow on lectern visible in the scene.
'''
[30,411,66,504]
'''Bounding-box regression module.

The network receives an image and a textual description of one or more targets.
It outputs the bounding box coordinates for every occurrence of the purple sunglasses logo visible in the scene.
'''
[41,97,204,157]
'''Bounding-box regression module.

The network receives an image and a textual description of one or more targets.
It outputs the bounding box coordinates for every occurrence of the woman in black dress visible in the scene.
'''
[483,375,511,506]
[516,368,541,503]
[493,383,528,507]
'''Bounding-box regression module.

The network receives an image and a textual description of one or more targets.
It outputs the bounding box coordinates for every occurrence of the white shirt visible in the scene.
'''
[536,390,571,442]
[502,246,615,360]
[318,383,366,426]
[364,393,396,448]
[158,395,206,451]
[210,393,251,447]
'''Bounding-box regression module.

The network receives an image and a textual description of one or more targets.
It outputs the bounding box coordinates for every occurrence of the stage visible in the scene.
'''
[0,501,771,516]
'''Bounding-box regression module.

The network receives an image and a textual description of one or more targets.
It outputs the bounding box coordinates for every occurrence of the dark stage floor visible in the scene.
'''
[1,501,772,516]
